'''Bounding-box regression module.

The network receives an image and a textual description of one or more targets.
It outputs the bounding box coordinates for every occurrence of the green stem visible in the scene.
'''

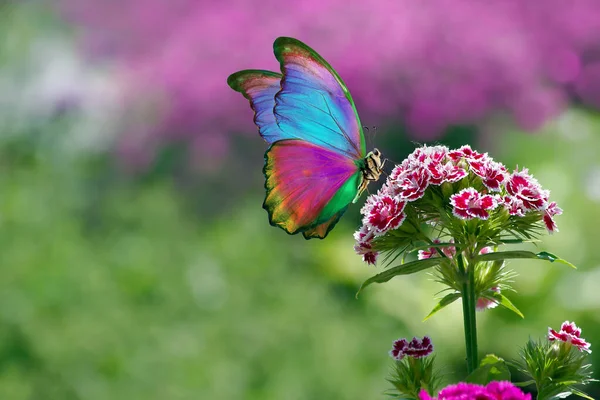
[458,253,478,374]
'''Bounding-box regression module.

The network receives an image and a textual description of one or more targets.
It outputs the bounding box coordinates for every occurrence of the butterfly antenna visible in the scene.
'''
[383,157,401,168]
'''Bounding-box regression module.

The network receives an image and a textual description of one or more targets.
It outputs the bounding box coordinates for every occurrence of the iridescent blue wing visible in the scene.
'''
[273,37,366,159]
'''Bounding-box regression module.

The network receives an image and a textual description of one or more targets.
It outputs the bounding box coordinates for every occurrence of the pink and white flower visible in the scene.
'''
[353,226,379,265]
[418,239,456,260]
[543,201,563,234]
[390,168,430,201]
[447,145,488,163]
[361,194,407,235]
[506,168,550,211]
[450,188,498,220]
[426,160,468,185]
[548,321,591,353]
[469,159,508,191]
[501,195,526,216]
[476,287,500,311]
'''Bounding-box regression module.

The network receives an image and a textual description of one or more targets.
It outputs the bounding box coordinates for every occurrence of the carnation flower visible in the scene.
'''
[548,321,592,353]
[543,201,563,234]
[469,159,508,192]
[390,336,435,361]
[450,187,498,220]
[361,194,407,235]
[419,381,531,400]
[353,225,378,265]
[505,168,550,211]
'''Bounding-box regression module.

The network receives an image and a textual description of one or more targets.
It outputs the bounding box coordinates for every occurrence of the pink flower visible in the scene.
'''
[418,239,456,260]
[390,335,434,360]
[426,160,468,185]
[450,188,498,220]
[390,168,430,201]
[353,226,379,265]
[479,246,493,254]
[548,321,592,353]
[506,169,549,211]
[543,201,563,234]
[447,145,488,163]
[501,195,526,217]
[361,194,407,235]
[469,159,508,191]
[476,287,500,311]
[419,381,531,400]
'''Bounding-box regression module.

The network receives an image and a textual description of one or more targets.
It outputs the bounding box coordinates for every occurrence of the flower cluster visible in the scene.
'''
[548,321,592,353]
[354,145,562,265]
[419,381,531,400]
[390,336,434,361]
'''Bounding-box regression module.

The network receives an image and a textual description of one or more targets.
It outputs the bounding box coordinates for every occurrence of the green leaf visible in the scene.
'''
[466,354,511,385]
[489,292,524,318]
[513,380,535,387]
[423,292,461,321]
[473,250,576,269]
[356,258,441,297]
[569,388,595,400]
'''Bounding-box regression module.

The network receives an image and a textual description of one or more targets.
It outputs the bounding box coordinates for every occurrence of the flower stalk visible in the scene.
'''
[458,253,479,374]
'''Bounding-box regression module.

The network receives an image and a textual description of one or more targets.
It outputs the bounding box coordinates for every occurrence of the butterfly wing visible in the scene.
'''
[273,37,366,159]
[264,140,361,238]
[227,70,287,144]
[228,38,369,239]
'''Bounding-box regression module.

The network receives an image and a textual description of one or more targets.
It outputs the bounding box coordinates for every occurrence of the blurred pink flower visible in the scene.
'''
[61,0,600,169]
[419,381,531,400]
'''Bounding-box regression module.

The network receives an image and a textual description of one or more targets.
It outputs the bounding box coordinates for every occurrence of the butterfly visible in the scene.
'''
[227,37,383,239]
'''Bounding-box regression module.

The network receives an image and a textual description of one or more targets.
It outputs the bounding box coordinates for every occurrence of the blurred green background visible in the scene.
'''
[1,2,599,399]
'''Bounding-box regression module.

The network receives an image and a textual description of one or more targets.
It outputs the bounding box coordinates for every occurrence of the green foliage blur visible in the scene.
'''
[1,2,598,399]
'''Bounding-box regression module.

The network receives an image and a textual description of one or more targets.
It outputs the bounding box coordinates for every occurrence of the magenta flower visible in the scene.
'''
[390,336,434,361]
[419,381,531,400]
[450,188,498,220]
[548,321,592,353]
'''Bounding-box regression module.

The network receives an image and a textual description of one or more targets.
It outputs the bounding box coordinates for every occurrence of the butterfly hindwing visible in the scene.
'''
[263,140,361,238]
[273,37,366,159]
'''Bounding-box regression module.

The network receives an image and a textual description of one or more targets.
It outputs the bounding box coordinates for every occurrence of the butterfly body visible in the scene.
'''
[228,37,382,239]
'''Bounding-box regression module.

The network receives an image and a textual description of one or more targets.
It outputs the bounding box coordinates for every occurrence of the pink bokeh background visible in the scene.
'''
[62,0,600,170]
